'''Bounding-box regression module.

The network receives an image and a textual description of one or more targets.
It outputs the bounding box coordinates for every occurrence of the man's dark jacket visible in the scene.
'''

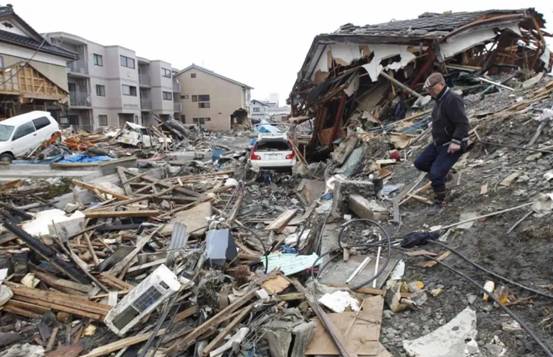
[431,87,470,146]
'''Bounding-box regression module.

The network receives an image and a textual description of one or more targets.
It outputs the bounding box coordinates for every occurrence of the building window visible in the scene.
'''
[98,114,108,126]
[0,55,4,68]
[93,53,103,66]
[197,94,210,109]
[192,117,210,125]
[162,91,172,101]
[122,85,137,96]
[162,68,172,78]
[190,73,196,78]
[96,84,105,97]
[180,95,189,100]
[191,95,198,102]
[120,55,135,69]
[253,107,260,112]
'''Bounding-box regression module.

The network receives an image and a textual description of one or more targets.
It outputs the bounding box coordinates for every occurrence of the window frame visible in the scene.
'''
[162,91,173,101]
[122,84,137,96]
[93,53,103,66]
[162,68,172,78]
[120,55,135,69]
[96,84,106,97]
[98,114,108,127]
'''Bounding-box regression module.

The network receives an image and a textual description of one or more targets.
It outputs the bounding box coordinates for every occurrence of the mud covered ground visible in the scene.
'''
[377,84,553,356]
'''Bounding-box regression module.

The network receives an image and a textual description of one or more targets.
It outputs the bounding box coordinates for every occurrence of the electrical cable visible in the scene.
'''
[0,38,47,87]
[364,237,553,357]
[340,219,391,290]
[321,218,393,290]
[428,240,553,300]
[423,254,553,357]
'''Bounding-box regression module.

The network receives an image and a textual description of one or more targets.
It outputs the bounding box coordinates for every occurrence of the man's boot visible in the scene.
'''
[433,186,447,208]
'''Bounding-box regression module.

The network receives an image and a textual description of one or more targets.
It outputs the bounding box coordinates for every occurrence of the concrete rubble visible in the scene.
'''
[0,7,553,357]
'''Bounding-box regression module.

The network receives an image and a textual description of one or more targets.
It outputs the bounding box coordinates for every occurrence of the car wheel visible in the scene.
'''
[0,153,14,163]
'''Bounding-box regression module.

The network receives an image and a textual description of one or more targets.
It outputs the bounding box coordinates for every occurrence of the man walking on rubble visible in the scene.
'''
[414,72,470,206]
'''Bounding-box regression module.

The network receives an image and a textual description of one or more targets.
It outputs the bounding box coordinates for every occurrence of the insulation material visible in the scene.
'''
[362,44,416,81]
[343,75,360,97]
[541,44,551,66]
[439,24,521,60]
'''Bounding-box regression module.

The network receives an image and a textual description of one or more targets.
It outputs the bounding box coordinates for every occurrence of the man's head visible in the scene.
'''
[423,72,446,98]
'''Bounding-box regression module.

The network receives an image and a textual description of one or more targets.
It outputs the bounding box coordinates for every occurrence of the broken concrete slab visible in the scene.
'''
[161,201,212,236]
[297,179,325,204]
[403,306,479,357]
[349,194,389,220]
[21,209,85,239]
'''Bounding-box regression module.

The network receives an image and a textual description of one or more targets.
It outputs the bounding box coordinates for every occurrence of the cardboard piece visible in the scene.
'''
[161,201,212,236]
[262,276,290,295]
[305,296,391,356]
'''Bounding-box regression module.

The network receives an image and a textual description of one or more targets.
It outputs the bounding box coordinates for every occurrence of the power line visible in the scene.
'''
[0,37,47,87]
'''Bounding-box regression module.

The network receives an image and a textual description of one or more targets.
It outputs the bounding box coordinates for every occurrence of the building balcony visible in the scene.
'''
[139,74,151,86]
[67,61,88,76]
[172,80,181,93]
[69,91,91,107]
[140,98,152,110]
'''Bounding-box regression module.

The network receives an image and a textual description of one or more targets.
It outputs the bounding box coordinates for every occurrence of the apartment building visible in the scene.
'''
[175,64,252,131]
[137,58,181,126]
[44,32,180,131]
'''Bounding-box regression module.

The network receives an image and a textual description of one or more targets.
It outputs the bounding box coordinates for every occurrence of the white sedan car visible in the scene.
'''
[249,135,296,170]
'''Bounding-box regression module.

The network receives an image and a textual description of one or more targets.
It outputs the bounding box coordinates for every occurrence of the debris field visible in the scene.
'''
[1,7,553,357]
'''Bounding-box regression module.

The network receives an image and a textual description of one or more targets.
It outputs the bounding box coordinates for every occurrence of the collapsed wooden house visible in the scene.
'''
[288,8,552,160]
[0,4,77,119]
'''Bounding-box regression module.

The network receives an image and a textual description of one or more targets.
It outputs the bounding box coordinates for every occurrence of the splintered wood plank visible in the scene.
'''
[84,210,159,219]
[265,209,298,232]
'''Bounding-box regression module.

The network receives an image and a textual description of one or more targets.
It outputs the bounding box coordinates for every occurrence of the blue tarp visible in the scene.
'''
[255,124,281,135]
[57,154,112,164]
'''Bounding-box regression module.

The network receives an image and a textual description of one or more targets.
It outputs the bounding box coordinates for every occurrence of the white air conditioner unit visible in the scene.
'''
[104,264,183,336]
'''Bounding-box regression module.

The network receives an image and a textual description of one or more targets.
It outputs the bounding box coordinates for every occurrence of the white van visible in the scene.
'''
[0,111,60,162]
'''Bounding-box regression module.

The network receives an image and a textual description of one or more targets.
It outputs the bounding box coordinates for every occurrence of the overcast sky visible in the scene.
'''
[9,0,553,104]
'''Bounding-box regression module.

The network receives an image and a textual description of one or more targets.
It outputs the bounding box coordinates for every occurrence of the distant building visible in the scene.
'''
[0,5,76,120]
[44,32,181,131]
[175,64,252,131]
[250,99,290,122]
[250,99,276,122]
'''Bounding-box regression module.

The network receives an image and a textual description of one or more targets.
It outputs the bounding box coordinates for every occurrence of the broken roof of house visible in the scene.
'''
[0,5,77,60]
[326,8,545,42]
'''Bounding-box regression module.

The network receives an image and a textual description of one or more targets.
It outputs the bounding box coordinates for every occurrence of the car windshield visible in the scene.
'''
[0,124,14,142]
